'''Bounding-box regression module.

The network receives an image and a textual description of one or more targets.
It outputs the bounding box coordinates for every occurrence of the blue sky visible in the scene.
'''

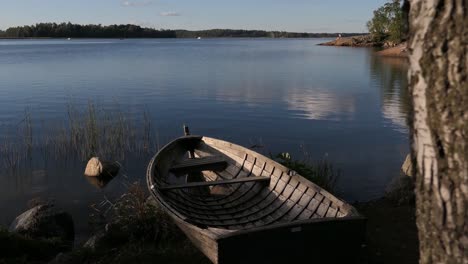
[0,0,387,32]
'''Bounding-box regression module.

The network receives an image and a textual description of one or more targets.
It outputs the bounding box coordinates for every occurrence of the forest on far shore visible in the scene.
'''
[0,23,361,39]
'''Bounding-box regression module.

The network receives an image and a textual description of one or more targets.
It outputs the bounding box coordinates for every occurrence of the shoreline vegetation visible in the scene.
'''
[319,0,408,58]
[0,159,418,264]
[318,35,408,57]
[0,23,361,39]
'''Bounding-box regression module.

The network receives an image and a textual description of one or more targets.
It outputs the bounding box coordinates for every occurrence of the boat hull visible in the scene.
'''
[147,136,367,263]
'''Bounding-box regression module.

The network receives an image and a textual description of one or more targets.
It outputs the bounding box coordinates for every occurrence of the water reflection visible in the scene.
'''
[370,56,410,133]
[85,175,118,189]
[0,39,412,230]
[285,89,356,120]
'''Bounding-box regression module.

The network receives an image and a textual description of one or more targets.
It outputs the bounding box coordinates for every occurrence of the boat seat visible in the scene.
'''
[170,156,228,173]
[159,176,270,191]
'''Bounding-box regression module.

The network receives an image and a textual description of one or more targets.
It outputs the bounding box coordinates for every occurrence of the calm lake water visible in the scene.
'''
[0,38,409,236]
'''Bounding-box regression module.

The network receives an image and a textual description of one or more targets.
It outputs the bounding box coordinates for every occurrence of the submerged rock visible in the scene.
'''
[9,203,75,246]
[85,174,116,189]
[84,157,120,178]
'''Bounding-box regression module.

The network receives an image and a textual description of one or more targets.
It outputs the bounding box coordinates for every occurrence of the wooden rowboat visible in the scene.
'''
[147,133,366,264]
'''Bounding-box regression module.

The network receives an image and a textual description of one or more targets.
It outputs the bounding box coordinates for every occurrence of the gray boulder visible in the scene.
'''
[9,203,75,246]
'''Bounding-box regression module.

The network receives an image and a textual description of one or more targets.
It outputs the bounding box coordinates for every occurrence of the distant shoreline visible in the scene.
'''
[0,36,353,40]
[0,23,362,39]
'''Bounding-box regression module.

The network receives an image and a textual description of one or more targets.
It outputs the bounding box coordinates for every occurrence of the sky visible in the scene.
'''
[0,0,388,32]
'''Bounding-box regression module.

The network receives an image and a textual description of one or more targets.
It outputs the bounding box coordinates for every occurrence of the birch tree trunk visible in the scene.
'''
[408,0,467,263]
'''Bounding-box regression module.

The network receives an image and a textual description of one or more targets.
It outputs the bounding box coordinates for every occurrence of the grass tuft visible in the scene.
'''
[275,152,339,193]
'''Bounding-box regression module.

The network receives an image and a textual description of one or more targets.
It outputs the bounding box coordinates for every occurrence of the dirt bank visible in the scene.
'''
[377,43,408,58]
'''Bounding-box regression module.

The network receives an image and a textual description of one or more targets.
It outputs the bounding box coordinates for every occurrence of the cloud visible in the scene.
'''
[285,88,356,121]
[160,11,181,17]
[121,0,153,7]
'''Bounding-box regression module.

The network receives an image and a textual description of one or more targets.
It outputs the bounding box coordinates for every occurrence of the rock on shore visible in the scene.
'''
[9,203,75,246]
[319,35,408,58]
[318,35,379,47]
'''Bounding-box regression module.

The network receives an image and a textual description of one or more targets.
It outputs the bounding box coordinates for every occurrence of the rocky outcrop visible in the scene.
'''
[318,35,380,47]
[9,203,75,246]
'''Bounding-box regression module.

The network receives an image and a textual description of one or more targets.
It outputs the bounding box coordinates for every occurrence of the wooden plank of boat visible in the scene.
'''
[170,156,228,173]
[159,176,270,191]
[147,132,366,264]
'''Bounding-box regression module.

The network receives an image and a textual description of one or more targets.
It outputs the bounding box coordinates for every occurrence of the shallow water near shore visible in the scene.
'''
[0,38,409,236]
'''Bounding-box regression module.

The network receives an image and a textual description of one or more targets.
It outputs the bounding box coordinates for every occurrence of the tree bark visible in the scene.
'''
[408,0,467,263]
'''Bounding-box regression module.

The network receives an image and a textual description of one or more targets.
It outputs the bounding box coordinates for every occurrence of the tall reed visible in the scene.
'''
[0,102,159,172]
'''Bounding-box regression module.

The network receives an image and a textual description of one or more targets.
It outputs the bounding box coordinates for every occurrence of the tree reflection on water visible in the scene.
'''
[370,55,410,133]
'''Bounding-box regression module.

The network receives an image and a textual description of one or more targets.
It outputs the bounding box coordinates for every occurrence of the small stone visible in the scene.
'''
[84,157,120,177]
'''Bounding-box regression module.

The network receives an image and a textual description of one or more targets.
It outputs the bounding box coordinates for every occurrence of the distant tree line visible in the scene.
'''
[0,23,360,39]
[0,23,176,38]
[173,29,356,38]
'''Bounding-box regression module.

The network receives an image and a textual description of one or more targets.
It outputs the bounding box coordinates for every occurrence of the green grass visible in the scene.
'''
[274,152,339,193]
